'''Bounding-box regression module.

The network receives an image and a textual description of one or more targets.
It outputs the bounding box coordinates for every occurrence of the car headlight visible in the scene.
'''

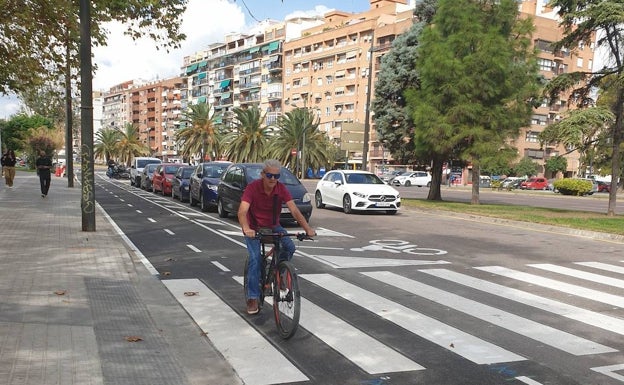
[166,177,172,183]
[182,186,189,191]
[208,184,218,192]
[302,192,312,203]
[353,191,367,198]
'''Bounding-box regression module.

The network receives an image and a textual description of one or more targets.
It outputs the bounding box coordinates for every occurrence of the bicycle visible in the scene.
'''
[243,228,312,339]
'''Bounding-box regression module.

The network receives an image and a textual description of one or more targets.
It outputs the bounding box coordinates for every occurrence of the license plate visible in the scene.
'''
[281,207,290,213]
[376,202,391,207]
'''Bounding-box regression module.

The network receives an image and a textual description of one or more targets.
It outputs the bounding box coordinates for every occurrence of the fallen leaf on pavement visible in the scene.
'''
[125,336,143,342]
[184,292,199,296]
[54,290,66,296]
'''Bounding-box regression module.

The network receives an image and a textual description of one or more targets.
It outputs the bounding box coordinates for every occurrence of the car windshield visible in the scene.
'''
[164,165,180,174]
[180,168,194,178]
[137,159,160,168]
[345,173,385,184]
[146,164,159,172]
[203,164,229,178]
[246,165,301,186]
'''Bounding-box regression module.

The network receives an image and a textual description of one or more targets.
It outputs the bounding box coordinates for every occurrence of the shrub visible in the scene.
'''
[553,178,592,196]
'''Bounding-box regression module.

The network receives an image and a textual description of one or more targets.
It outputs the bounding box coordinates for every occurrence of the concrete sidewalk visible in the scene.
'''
[0,171,242,385]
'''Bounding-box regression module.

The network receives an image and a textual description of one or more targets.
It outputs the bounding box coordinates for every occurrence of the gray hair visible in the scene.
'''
[264,159,281,170]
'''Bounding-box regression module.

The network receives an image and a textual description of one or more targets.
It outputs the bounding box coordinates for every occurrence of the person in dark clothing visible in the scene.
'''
[1,149,17,187]
[36,150,53,198]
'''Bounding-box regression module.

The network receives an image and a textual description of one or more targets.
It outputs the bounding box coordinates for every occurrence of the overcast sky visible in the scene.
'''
[0,0,369,118]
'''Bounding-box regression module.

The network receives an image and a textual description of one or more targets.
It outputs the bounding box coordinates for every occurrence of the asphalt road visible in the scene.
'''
[95,174,624,385]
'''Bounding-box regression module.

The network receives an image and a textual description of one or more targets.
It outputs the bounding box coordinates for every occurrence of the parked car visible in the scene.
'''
[392,171,432,187]
[315,170,401,215]
[576,178,599,195]
[597,180,611,193]
[130,157,161,187]
[379,170,403,184]
[217,163,313,222]
[171,166,195,202]
[500,177,520,189]
[189,161,232,211]
[520,177,549,190]
[140,163,161,191]
[152,163,186,195]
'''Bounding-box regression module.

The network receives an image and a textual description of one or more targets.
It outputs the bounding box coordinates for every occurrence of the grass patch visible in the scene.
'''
[402,198,624,236]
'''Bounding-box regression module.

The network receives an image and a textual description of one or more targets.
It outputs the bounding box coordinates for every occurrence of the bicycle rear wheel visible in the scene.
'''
[273,261,300,339]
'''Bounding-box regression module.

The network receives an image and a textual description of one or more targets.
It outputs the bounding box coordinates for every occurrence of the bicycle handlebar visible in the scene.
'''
[255,230,314,242]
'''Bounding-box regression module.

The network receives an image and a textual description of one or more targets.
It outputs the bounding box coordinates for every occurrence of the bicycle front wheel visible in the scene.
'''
[273,261,300,339]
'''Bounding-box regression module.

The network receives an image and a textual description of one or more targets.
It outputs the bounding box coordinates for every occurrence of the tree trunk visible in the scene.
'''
[471,163,480,205]
[427,156,443,201]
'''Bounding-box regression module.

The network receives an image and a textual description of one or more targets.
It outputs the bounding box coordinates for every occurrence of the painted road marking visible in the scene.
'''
[186,244,201,253]
[530,263,624,289]
[422,268,624,336]
[300,273,525,364]
[364,271,615,355]
[163,279,308,385]
[591,364,624,382]
[232,276,424,374]
[164,229,174,235]
[476,266,624,308]
[308,255,451,269]
[576,262,624,275]
[212,261,230,272]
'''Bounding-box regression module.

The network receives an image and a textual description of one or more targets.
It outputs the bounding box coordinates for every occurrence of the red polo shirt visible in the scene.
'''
[241,179,292,229]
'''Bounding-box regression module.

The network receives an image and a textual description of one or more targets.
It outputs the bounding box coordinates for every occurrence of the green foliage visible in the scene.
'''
[480,147,517,176]
[176,103,220,161]
[117,123,150,165]
[545,155,567,175]
[94,128,122,162]
[553,178,592,196]
[0,114,54,153]
[1,0,187,95]
[222,106,272,163]
[373,22,422,165]
[513,157,538,177]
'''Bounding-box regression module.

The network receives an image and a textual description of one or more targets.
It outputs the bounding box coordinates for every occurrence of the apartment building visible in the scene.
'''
[101,77,184,162]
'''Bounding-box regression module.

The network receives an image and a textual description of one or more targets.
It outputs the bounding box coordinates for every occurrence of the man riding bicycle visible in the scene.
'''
[238,159,315,315]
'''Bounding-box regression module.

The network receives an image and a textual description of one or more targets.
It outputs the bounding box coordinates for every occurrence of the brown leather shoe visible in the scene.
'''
[246,299,259,315]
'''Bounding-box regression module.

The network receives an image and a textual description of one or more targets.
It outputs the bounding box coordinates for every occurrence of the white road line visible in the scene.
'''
[364,271,615,356]
[515,376,545,385]
[147,218,156,223]
[232,276,424,374]
[164,229,174,235]
[127,204,132,207]
[591,363,624,382]
[308,255,451,269]
[477,266,624,308]
[530,263,624,289]
[421,269,624,335]
[136,210,142,213]
[163,279,308,385]
[212,261,230,272]
[299,273,525,364]
[186,244,201,253]
[576,262,624,275]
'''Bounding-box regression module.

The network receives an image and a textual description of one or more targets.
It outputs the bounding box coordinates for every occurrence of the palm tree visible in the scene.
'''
[94,128,122,163]
[117,123,150,166]
[222,106,272,162]
[269,108,331,176]
[176,103,219,162]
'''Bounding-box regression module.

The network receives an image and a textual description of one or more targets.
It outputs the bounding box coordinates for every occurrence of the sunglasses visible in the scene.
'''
[264,171,281,180]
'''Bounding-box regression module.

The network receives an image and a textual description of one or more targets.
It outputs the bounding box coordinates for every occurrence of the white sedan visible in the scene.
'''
[314,170,401,214]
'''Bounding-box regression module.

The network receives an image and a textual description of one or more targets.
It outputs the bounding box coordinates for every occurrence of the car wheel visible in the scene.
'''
[386,210,397,215]
[315,191,325,209]
[404,180,411,187]
[427,182,431,187]
[135,177,141,188]
[190,192,198,206]
[342,195,353,214]
[200,191,209,212]
[217,198,228,218]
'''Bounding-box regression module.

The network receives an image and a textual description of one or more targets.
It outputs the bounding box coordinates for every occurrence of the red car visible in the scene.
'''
[597,180,611,193]
[520,177,549,190]
[152,163,186,195]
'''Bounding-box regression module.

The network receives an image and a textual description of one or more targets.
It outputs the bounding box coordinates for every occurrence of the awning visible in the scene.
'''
[221,92,231,99]
[197,96,206,103]
[334,87,345,93]
[346,50,358,58]
[334,70,345,77]
[250,46,260,53]
[261,45,270,51]
[186,63,198,74]
[198,61,207,68]
[220,79,231,88]
[268,41,279,52]
[267,55,280,63]
[197,72,207,79]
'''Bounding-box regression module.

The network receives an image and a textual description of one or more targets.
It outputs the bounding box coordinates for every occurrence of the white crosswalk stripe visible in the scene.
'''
[162,262,624,384]
[362,271,616,355]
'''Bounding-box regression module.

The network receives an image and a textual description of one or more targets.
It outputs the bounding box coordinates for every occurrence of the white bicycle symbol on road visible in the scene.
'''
[351,239,447,256]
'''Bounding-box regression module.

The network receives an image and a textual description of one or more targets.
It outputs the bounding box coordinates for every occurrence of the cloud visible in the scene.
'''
[0,95,20,118]
[92,0,246,91]
[284,5,333,20]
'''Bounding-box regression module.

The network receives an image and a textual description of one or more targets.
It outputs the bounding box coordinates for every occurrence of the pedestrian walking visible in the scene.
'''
[1,149,17,188]
[36,150,53,197]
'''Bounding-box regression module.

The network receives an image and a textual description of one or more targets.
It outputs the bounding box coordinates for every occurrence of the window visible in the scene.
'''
[525,131,539,143]
[577,58,583,68]
[538,58,554,71]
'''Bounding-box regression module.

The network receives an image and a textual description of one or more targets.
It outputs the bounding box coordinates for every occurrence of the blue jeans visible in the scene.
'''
[245,225,295,300]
